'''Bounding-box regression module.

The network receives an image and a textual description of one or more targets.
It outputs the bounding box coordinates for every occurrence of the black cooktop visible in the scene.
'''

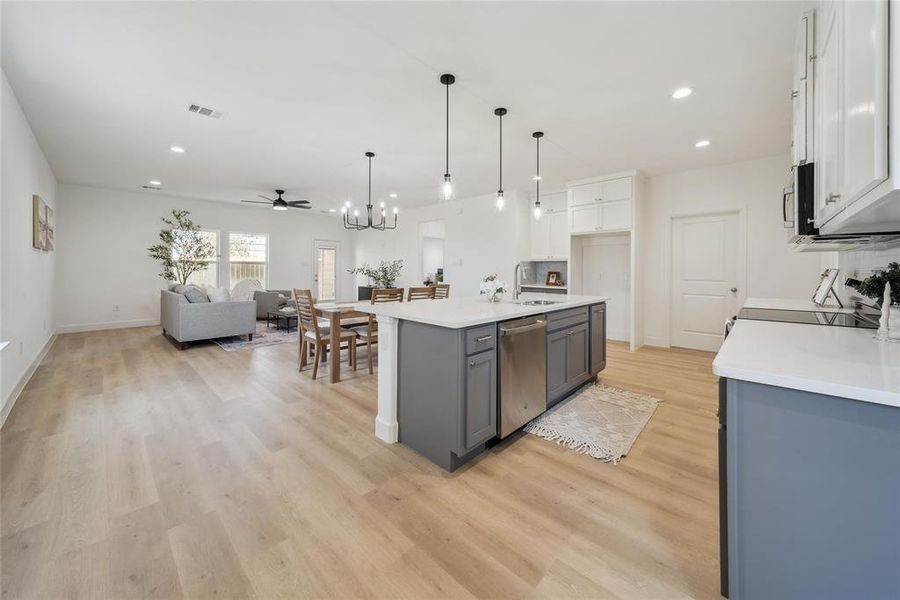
[737,307,878,329]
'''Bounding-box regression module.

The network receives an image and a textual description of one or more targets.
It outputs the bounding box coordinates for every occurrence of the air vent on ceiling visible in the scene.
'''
[187,104,223,119]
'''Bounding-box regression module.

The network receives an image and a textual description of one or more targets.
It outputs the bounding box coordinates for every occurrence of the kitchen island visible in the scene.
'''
[713,319,900,599]
[356,293,608,470]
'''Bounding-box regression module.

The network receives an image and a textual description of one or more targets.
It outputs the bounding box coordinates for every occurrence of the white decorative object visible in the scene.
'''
[231,278,264,302]
[206,286,231,303]
[876,282,892,341]
[479,273,507,303]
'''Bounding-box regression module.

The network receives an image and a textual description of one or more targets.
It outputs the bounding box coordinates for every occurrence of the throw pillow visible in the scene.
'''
[167,283,179,292]
[207,286,231,303]
[182,285,210,303]
[172,284,187,294]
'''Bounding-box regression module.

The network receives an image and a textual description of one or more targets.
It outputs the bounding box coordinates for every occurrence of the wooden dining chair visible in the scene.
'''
[432,283,450,299]
[407,286,436,301]
[350,287,403,374]
[292,288,357,379]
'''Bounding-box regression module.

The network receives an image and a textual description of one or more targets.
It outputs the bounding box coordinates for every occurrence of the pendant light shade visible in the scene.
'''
[342,152,398,231]
[439,73,456,202]
[532,131,544,219]
[494,107,507,212]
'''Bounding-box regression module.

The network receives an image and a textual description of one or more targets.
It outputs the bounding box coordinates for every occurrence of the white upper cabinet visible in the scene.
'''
[530,191,569,260]
[840,0,889,203]
[792,11,814,166]
[568,176,634,234]
[811,0,893,232]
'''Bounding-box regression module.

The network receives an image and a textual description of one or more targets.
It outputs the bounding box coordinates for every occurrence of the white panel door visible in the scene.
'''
[581,237,630,342]
[313,240,339,302]
[815,4,842,225]
[671,212,744,352]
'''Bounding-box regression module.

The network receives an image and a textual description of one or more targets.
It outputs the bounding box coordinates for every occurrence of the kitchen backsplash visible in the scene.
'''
[524,261,568,286]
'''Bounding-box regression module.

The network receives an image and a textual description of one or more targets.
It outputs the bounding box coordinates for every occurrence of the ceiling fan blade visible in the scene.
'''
[286,200,311,207]
[242,200,272,205]
[290,204,312,209]
[257,194,276,201]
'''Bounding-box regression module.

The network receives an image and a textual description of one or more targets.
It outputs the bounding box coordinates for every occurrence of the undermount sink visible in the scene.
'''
[522,299,559,306]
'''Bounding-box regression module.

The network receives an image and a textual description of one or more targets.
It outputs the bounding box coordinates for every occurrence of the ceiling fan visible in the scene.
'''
[242,189,311,211]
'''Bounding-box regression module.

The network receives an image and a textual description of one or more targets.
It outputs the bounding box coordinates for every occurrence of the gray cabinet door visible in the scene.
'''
[547,329,569,402]
[463,351,497,452]
[590,304,606,374]
[566,322,589,384]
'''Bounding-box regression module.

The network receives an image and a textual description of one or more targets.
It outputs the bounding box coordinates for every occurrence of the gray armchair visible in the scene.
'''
[161,290,256,349]
[253,289,291,319]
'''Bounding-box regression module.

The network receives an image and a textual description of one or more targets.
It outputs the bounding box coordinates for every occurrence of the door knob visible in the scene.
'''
[731,287,738,293]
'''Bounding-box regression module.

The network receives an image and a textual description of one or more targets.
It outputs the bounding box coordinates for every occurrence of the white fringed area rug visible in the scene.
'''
[524,384,661,463]
[212,322,297,352]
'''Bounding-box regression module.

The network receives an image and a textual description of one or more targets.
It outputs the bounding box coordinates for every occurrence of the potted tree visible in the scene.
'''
[147,210,217,285]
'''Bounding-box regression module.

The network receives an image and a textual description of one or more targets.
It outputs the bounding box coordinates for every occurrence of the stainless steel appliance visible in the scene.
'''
[499,315,546,438]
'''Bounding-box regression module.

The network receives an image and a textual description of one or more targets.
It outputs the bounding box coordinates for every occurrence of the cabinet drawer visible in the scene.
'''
[465,325,497,355]
[546,307,588,332]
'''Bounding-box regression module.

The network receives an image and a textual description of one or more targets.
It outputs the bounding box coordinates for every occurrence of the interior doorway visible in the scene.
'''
[314,240,339,302]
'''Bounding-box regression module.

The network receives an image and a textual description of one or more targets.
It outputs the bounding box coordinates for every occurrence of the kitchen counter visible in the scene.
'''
[355,292,608,329]
[713,319,900,408]
[743,296,853,314]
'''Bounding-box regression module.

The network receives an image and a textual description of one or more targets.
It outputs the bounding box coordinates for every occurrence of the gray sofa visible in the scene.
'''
[253,289,291,319]
[160,290,256,349]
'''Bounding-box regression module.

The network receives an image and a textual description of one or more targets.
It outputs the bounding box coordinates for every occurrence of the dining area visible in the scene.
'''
[291,283,451,383]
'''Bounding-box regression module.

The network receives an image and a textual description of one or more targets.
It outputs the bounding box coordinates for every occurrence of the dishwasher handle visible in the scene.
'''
[500,319,546,336]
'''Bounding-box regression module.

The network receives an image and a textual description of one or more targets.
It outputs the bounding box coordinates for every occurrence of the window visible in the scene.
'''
[174,230,219,287]
[229,233,268,288]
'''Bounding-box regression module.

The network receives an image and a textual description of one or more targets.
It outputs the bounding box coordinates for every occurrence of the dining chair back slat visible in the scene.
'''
[432,283,450,299]
[407,286,435,301]
[292,288,319,338]
[371,288,404,304]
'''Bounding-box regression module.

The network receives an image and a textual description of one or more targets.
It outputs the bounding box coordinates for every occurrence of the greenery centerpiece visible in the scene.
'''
[147,210,217,286]
[848,262,900,306]
[348,260,404,288]
[480,273,507,302]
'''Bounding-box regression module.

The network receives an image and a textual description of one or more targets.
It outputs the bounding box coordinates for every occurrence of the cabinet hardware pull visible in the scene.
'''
[474,335,493,343]
[469,360,476,367]
[826,193,840,204]
[791,90,799,99]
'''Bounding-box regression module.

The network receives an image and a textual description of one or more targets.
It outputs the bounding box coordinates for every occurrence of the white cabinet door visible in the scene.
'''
[599,177,633,203]
[570,205,599,234]
[815,3,842,225]
[840,0,889,206]
[599,200,632,231]
[549,212,569,259]
[792,12,812,166]
[570,182,603,207]
[531,216,551,259]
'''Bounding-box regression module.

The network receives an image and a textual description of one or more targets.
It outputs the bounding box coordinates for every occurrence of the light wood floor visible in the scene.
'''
[1,327,721,599]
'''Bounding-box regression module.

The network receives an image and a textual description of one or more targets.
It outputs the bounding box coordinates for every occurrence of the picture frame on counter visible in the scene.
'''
[546,271,562,286]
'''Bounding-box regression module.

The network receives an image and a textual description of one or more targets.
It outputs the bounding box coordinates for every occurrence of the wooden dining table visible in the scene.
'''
[315,302,371,383]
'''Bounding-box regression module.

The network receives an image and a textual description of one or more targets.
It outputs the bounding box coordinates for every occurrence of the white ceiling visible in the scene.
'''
[2,1,803,211]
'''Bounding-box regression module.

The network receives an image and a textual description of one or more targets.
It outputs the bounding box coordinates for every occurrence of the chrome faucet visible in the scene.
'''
[513,262,527,301]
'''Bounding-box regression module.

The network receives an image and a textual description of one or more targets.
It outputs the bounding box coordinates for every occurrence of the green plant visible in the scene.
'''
[147,210,217,285]
[853,262,900,305]
[348,260,404,288]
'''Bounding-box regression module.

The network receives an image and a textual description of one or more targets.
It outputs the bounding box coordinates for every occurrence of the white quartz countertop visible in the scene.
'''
[354,293,608,329]
[743,297,854,314]
[713,319,900,408]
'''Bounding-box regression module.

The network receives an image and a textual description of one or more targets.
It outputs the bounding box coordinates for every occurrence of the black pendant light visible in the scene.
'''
[532,131,544,219]
[342,152,398,231]
[439,73,456,202]
[494,107,507,212]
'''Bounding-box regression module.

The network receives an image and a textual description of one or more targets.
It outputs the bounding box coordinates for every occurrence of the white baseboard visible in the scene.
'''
[56,318,159,334]
[643,335,670,348]
[1,334,58,429]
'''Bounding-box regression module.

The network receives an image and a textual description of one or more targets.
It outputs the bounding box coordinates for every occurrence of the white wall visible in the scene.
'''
[1,72,58,417]
[54,184,357,331]
[352,190,531,297]
[642,154,824,347]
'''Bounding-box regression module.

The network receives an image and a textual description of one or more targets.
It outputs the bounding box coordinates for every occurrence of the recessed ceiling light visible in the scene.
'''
[329,208,337,213]
[672,87,693,99]
[149,180,161,186]
[389,193,398,198]
[169,145,185,153]
[695,139,711,148]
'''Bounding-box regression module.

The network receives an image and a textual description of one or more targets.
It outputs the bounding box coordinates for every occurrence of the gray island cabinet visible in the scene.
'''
[714,319,900,600]
[396,301,607,471]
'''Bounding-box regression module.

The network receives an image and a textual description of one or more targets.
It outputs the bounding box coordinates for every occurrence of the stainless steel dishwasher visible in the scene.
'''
[499,315,547,438]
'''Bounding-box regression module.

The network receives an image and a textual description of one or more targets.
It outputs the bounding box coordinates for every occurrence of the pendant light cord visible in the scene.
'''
[536,134,540,202]
[445,82,450,175]
[367,153,372,208]
[499,113,503,190]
